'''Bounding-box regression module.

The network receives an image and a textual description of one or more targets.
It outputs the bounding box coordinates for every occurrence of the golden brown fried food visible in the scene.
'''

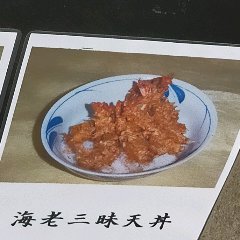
[64,76,187,171]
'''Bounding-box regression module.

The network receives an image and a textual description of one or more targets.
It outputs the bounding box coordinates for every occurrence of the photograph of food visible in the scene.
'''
[0,48,239,187]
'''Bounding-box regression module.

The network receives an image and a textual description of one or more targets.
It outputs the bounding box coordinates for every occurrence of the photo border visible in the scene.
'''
[0,29,21,141]
[0,31,239,240]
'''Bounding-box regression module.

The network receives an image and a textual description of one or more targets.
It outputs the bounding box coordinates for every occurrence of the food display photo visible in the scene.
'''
[0,38,239,188]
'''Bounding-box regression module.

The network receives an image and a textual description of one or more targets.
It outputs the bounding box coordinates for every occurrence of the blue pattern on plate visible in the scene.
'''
[164,84,185,103]
[170,84,185,103]
[46,116,63,150]
[48,131,58,150]
[46,116,63,133]
[174,84,211,154]
[164,89,169,97]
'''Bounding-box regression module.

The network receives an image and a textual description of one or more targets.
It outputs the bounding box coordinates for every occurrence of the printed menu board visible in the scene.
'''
[0,32,239,239]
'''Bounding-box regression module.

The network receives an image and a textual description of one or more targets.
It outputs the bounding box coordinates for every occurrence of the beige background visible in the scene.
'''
[0,48,239,189]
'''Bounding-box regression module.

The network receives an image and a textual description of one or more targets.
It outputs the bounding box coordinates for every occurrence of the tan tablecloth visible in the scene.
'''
[0,48,239,188]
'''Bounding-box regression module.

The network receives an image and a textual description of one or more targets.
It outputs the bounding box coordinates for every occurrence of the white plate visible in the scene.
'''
[41,74,218,181]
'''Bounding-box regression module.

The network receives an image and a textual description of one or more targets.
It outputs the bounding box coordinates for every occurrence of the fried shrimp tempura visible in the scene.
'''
[65,76,187,171]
